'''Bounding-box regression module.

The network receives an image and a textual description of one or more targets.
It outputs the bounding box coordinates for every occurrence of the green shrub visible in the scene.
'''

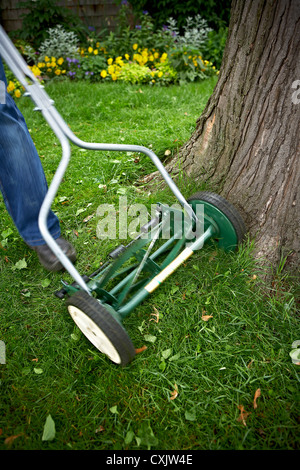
[16,0,83,48]
[203,27,228,69]
[118,62,153,84]
[38,25,79,60]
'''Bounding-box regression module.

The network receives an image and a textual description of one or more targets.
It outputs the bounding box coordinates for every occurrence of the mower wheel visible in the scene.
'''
[187,191,246,250]
[66,291,136,366]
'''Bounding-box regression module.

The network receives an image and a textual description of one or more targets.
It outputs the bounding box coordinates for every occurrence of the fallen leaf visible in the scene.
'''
[202,314,213,321]
[135,345,147,354]
[12,258,27,270]
[76,208,86,216]
[4,434,22,446]
[83,213,95,223]
[95,425,105,433]
[41,278,51,288]
[253,388,261,409]
[42,414,56,441]
[185,409,196,421]
[247,359,254,369]
[237,405,250,426]
[161,348,172,360]
[150,306,160,323]
[144,334,157,343]
[170,384,178,400]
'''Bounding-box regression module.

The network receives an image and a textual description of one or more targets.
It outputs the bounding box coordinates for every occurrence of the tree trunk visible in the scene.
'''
[165,0,300,271]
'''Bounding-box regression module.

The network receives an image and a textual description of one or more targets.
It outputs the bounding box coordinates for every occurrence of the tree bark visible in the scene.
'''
[162,0,300,271]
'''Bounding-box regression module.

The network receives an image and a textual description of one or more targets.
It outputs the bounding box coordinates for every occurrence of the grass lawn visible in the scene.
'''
[0,78,299,451]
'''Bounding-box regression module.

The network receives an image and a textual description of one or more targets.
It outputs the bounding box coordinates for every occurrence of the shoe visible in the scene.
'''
[30,237,77,272]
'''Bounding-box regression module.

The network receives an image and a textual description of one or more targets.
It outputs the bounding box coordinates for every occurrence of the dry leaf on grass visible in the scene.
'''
[150,306,160,323]
[202,314,213,321]
[4,434,22,446]
[237,405,250,426]
[135,345,147,355]
[253,388,261,409]
[170,384,178,400]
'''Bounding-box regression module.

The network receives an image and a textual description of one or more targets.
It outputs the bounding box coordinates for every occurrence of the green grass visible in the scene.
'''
[0,79,299,450]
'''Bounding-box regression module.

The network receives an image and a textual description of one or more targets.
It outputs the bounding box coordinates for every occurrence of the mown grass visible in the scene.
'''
[0,78,299,450]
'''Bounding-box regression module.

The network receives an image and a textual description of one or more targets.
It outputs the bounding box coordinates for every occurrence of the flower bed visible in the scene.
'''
[6,9,221,98]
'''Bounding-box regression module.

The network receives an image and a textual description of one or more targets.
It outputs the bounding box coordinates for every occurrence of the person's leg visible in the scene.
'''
[0,58,76,270]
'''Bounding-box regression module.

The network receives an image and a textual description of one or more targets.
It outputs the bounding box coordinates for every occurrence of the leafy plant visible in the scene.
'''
[38,25,79,60]
[169,45,216,84]
[118,62,153,84]
[176,14,212,50]
[203,27,228,68]
[16,0,83,48]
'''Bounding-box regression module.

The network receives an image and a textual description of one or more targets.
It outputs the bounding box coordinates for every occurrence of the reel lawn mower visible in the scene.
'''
[1,26,246,366]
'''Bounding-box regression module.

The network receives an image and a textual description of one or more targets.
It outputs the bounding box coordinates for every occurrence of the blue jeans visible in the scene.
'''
[0,58,60,246]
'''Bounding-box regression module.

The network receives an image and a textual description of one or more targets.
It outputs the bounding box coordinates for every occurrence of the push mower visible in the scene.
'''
[1,26,246,366]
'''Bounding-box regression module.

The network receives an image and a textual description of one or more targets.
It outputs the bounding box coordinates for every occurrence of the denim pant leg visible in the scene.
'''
[0,58,60,246]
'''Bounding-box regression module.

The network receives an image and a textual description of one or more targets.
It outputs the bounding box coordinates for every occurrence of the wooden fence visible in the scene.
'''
[0,0,122,33]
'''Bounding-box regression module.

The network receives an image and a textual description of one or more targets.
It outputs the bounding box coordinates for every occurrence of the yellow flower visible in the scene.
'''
[57,57,64,65]
[133,43,138,50]
[88,47,93,53]
[108,65,115,74]
[30,65,42,76]
[47,68,52,73]
[55,69,61,75]
[160,52,168,62]
[50,62,56,68]
[14,89,21,98]
[51,56,56,62]
[7,80,15,92]
[157,71,163,78]
[125,53,129,60]
[93,49,98,55]
[154,52,159,59]
[107,58,113,65]
[37,62,44,68]
[62,70,66,74]
[111,73,117,81]
[96,42,100,48]
[45,56,50,62]
[101,70,107,78]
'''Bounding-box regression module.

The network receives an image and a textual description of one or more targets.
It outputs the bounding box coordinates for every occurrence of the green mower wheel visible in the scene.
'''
[187,191,246,250]
[66,291,136,366]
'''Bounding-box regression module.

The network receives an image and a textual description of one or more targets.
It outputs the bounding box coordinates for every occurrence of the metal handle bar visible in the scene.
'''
[0,25,197,294]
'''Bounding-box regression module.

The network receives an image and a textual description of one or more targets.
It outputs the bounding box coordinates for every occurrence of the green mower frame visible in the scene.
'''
[1,26,246,366]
